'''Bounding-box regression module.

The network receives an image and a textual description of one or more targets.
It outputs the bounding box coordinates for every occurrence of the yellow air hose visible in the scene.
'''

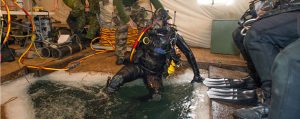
[13,0,69,71]
[1,0,11,45]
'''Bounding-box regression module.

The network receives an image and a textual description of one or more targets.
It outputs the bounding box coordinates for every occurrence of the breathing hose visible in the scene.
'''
[130,18,159,62]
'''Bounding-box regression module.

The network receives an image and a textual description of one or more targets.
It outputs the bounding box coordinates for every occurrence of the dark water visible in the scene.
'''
[28,80,194,119]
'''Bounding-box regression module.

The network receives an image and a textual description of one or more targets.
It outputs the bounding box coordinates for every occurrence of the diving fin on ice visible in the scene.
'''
[203,76,256,89]
[207,88,258,105]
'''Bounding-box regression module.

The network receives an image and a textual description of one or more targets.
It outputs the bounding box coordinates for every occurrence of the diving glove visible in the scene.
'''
[191,75,204,83]
[204,76,256,89]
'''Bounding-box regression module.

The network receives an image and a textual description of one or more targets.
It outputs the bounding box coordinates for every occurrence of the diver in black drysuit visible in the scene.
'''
[105,10,203,101]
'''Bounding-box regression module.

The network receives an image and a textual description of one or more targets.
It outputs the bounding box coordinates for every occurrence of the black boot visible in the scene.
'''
[233,86,271,119]
[116,57,125,65]
[233,105,269,119]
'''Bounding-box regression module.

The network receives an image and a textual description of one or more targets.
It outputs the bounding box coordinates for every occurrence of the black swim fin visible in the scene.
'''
[207,88,258,105]
[203,76,257,90]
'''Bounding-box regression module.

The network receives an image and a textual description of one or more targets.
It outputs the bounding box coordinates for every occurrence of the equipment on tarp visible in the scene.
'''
[51,42,84,58]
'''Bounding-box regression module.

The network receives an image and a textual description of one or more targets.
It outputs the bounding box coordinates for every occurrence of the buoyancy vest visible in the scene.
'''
[131,26,180,75]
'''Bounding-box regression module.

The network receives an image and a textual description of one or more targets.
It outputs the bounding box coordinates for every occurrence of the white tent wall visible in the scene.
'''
[35,0,251,48]
[34,0,71,24]
[161,0,251,48]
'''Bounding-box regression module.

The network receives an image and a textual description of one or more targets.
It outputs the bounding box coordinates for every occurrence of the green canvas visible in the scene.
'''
[211,20,240,55]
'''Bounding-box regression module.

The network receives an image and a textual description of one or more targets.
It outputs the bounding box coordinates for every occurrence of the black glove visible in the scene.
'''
[191,75,204,83]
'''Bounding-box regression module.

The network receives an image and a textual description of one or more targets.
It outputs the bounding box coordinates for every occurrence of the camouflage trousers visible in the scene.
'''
[63,0,102,39]
[115,23,129,58]
[67,12,100,39]
[114,6,147,58]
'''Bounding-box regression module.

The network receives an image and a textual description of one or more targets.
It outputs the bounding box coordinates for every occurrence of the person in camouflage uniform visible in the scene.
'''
[113,0,164,65]
[63,0,108,44]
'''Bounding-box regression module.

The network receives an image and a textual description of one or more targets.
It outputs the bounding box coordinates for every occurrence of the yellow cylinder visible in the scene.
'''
[167,60,176,75]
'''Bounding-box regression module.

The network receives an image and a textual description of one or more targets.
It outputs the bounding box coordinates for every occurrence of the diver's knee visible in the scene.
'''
[244,30,260,49]
[151,93,162,101]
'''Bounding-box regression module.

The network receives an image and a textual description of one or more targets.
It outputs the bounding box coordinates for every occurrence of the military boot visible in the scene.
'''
[233,86,271,119]
[233,105,269,119]
[116,57,125,65]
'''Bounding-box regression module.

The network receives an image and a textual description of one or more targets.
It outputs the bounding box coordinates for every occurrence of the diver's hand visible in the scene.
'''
[191,75,204,83]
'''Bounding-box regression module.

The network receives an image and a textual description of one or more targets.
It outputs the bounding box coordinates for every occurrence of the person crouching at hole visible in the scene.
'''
[105,9,203,101]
